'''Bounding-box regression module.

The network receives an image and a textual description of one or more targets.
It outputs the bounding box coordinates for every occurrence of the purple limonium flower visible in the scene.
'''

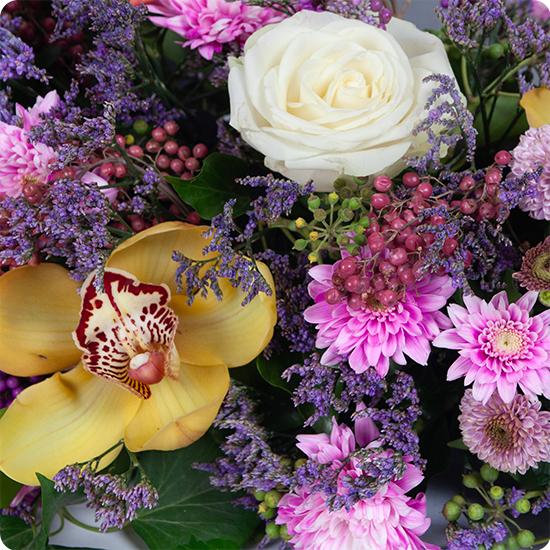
[304,256,454,377]
[276,411,437,550]
[433,291,550,404]
[459,389,550,475]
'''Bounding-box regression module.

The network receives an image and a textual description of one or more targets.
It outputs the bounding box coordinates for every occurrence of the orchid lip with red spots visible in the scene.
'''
[72,268,180,399]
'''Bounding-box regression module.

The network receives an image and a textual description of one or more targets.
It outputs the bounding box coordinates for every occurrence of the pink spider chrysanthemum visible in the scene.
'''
[0,91,59,198]
[143,0,285,60]
[433,291,550,404]
[303,261,454,377]
[510,124,550,220]
[459,389,550,475]
[275,412,439,550]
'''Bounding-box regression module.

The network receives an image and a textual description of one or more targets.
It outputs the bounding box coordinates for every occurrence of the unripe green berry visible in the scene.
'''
[349,197,361,210]
[480,464,499,482]
[347,244,361,256]
[514,498,531,514]
[333,178,346,191]
[463,473,481,488]
[258,504,276,519]
[506,535,520,550]
[360,187,373,200]
[339,187,353,199]
[340,208,354,222]
[294,239,309,251]
[133,119,149,135]
[467,503,484,521]
[337,234,350,247]
[313,208,326,221]
[328,192,339,204]
[451,494,467,507]
[358,215,371,227]
[488,43,504,58]
[489,485,504,500]
[478,544,488,550]
[308,195,321,211]
[280,524,293,541]
[353,234,366,246]
[265,522,280,539]
[517,529,535,548]
[264,489,282,508]
[442,500,462,521]
[253,489,266,501]
[539,290,550,307]
[492,543,506,550]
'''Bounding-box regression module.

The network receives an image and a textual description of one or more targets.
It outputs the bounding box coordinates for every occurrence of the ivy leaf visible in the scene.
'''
[256,350,302,394]
[0,471,22,508]
[166,153,251,220]
[0,515,34,550]
[131,433,259,550]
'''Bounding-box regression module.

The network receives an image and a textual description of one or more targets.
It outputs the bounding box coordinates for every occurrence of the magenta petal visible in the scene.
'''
[447,356,473,380]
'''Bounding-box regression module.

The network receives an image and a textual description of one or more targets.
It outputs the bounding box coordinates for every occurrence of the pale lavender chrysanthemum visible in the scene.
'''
[433,291,550,404]
[459,389,550,475]
[0,91,59,197]
[510,124,550,220]
[303,261,454,377]
[145,0,285,60]
[276,415,438,550]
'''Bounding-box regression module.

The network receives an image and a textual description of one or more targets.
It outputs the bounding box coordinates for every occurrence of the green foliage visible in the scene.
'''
[0,472,22,508]
[256,349,302,395]
[167,153,252,220]
[131,433,259,550]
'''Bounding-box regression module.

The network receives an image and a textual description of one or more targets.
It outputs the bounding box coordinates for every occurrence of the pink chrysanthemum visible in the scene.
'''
[433,291,550,404]
[459,389,550,475]
[145,0,285,60]
[510,124,550,220]
[0,91,58,198]
[303,262,454,377]
[276,414,438,550]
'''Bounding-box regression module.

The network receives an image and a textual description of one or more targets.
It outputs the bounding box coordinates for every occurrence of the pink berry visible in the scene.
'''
[178,146,191,160]
[485,169,502,184]
[114,163,127,178]
[187,211,201,225]
[404,234,422,252]
[347,293,364,310]
[163,121,179,136]
[390,217,406,231]
[131,217,146,232]
[372,273,386,290]
[371,193,390,209]
[402,172,420,188]
[373,175,392,192]
[460,198,477,215]
[193,143,208,159]
[115,134,126,148]
[380,289,398,307]
[181,172,194,180]
[338,257,357,276]
[156,154,171,170]
[378,259,396,276]
[379,7,392,23]
[170,158,184,173]
[494,150,511,165]
[421,233,435,247]
[325,288,342,305]
[459,176,475,192]
[99,162,115,179]
[146,140,161,154]
[464,250,472,268]
[430,214,446,226]
[442,237,459,256]
[399,267,416,285]
[164,140,179,155]
[412,260,424,279]
[152,127,167,142]
[185,157,200,172]
[389,247,408,266]
[417,182,433,198]
[128,145,143,158]
[479,202,496,219]
[367,233,385,253]
[344,275,360,293]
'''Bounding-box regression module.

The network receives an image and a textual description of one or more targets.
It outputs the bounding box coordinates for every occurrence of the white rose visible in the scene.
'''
[228,10,459,191]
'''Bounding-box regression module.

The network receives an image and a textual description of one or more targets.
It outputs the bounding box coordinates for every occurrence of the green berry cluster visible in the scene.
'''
[254,488,292,542]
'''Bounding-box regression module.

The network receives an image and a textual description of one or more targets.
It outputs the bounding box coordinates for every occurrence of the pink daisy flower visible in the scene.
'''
[510,124,550,220]
[433,291,550,404]
[276,412,438,550]
[303,261,454,377]
[0,91,59,198]
[144,0,285,60]
[459,389,550,475]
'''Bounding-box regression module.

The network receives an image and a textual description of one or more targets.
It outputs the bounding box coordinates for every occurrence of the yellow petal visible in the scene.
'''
[0,364,141,486]
[0,264,81,376]
[124,362,229,451]
[520,88,550,128]
[105,221,216,295]
[172,262,277,367]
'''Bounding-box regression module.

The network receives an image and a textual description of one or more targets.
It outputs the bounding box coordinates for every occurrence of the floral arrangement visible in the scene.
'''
[0,0,550,549]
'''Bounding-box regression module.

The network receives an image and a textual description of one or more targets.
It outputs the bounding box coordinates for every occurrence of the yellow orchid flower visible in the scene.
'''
[520,87,550,128]
[0,222,277,486]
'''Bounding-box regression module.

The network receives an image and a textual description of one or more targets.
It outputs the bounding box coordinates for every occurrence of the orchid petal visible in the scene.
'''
[124,362,229,451]
[0,264,81,376]
[0,364,140,486]
[520,88,550,128]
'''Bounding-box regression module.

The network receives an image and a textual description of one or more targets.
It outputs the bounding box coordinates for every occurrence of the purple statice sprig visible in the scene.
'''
[193,382,293,504]
[53,442,159,532]
[446,520,508,550]
[0,27,48,84]
[404,73,477,174]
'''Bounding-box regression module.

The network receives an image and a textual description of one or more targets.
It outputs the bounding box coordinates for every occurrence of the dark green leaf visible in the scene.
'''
[132,434,259,550]
[256,350,302,394]
[45,545,104,550]
[0,515,34,550]
[447,438,468,451]
[0,471,22,508]
[166,153,252,220]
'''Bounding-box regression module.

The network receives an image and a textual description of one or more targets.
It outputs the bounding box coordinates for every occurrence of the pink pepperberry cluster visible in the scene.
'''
[323,150,512,310]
